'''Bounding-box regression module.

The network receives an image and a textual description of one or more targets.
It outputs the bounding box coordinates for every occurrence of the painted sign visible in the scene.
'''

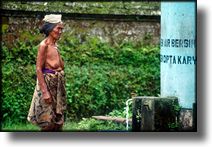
[160,2,196,108]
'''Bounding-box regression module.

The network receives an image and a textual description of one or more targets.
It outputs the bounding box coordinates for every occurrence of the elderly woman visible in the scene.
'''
[27,14,66,131]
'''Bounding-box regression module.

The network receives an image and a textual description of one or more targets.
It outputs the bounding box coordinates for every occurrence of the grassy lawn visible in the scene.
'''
[2,122,40,131]
[1,118,128,132]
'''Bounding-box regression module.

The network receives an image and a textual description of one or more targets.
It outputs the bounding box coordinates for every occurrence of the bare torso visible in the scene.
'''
[41,39,64,71]
[36,23,64,102]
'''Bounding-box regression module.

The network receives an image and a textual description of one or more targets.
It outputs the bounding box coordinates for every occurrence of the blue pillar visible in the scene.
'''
[160,2,196,108]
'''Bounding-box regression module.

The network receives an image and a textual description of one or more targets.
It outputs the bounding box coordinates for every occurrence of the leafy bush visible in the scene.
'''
[2,36,160,124]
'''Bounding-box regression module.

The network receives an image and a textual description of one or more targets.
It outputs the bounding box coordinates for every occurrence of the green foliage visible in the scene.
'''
[168,122,180,130]
[2,121,39,131]
[2,36,160,125]
[65,118,126,131]
[2,1,160,15]
[154,98,180,131]
[68,109,129,131]
[2,41,37,124]
[2,117,126,132]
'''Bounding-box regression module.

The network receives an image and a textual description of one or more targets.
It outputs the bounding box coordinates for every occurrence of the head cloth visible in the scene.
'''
[39,14,62,37]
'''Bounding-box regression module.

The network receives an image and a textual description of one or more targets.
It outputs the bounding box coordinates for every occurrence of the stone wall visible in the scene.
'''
[2,16,160,46]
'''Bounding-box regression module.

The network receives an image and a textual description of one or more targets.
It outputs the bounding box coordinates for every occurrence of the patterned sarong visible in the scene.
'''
[27,70,66,128]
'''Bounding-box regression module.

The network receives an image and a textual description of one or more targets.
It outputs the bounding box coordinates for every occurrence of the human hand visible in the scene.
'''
[43,91,52,104]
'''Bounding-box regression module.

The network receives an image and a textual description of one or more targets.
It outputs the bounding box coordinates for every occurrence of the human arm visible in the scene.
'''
[36,43,52,104]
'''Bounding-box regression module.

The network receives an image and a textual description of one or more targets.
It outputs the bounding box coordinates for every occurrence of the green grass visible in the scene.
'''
[64,118,127,132]
[2,122,40,131]
[2,118,128,132]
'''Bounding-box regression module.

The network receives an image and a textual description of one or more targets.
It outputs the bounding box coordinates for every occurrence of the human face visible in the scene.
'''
[50,23,64,40]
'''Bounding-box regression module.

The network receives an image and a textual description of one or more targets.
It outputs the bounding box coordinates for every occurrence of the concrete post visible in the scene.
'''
[160,2,196,109]
[160,2,196,130]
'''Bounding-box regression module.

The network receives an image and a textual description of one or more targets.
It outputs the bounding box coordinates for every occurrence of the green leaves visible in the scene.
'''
[66,118,126,131]
[63,37,160,120]
[2,2,160,15]
[2,37,160,124]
